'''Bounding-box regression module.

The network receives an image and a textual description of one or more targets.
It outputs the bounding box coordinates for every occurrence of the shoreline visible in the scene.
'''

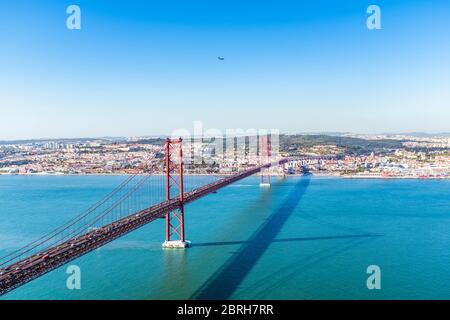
[1,172,448,180]
[342,175,449,180]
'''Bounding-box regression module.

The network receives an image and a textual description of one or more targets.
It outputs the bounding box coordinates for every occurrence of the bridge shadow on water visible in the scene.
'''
[191,234,381,248]
[191,177,313,299]
[191,176,382,299]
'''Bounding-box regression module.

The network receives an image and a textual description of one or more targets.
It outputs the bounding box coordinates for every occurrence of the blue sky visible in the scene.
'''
[0,0,449,139]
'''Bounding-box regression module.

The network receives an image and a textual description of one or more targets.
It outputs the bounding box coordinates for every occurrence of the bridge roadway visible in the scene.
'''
[0,158,297,296]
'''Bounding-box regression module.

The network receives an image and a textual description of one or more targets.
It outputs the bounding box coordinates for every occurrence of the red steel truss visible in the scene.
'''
[259,135,271,185]
[0,137,335,296]
[165,138,185,242]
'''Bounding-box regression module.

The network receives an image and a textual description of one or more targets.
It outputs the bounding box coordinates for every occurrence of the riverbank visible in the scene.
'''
[1,172,449,179]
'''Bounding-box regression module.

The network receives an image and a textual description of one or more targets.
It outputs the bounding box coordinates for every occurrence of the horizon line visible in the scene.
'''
[1,131,450,143]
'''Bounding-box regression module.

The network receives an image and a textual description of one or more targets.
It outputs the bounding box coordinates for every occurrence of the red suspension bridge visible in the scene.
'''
[0,136,332,296]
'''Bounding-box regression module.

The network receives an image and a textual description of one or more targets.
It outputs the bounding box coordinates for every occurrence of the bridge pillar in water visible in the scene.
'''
[259,135,271,187]
[162,138,191,249]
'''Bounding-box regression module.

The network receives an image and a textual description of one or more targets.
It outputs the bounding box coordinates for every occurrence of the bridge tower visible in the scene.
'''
[259,135,271,187]
[162,138,190,249]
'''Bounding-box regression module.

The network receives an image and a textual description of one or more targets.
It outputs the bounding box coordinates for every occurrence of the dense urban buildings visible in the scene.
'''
[1,134,449,178]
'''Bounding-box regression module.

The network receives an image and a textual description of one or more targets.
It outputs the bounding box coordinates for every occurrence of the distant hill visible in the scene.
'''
[280,134,405,155]
[390,132,450,137]
[0,137,126,145]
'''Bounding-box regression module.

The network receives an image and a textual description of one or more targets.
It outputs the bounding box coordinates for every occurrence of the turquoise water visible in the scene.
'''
[1,175,450,299]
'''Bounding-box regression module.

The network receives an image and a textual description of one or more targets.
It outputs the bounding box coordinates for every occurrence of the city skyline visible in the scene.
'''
[1,0,449,140]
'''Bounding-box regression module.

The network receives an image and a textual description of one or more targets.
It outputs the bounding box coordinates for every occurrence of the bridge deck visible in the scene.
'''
[0,159,290,296]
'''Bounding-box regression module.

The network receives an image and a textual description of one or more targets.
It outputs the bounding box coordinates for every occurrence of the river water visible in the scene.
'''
[1,175,449,299]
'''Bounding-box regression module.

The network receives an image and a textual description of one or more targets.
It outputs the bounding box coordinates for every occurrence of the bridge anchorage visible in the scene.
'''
[162,138,190,249]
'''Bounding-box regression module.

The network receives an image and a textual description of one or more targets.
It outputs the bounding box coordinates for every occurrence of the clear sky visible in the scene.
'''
[0,0,449,139]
